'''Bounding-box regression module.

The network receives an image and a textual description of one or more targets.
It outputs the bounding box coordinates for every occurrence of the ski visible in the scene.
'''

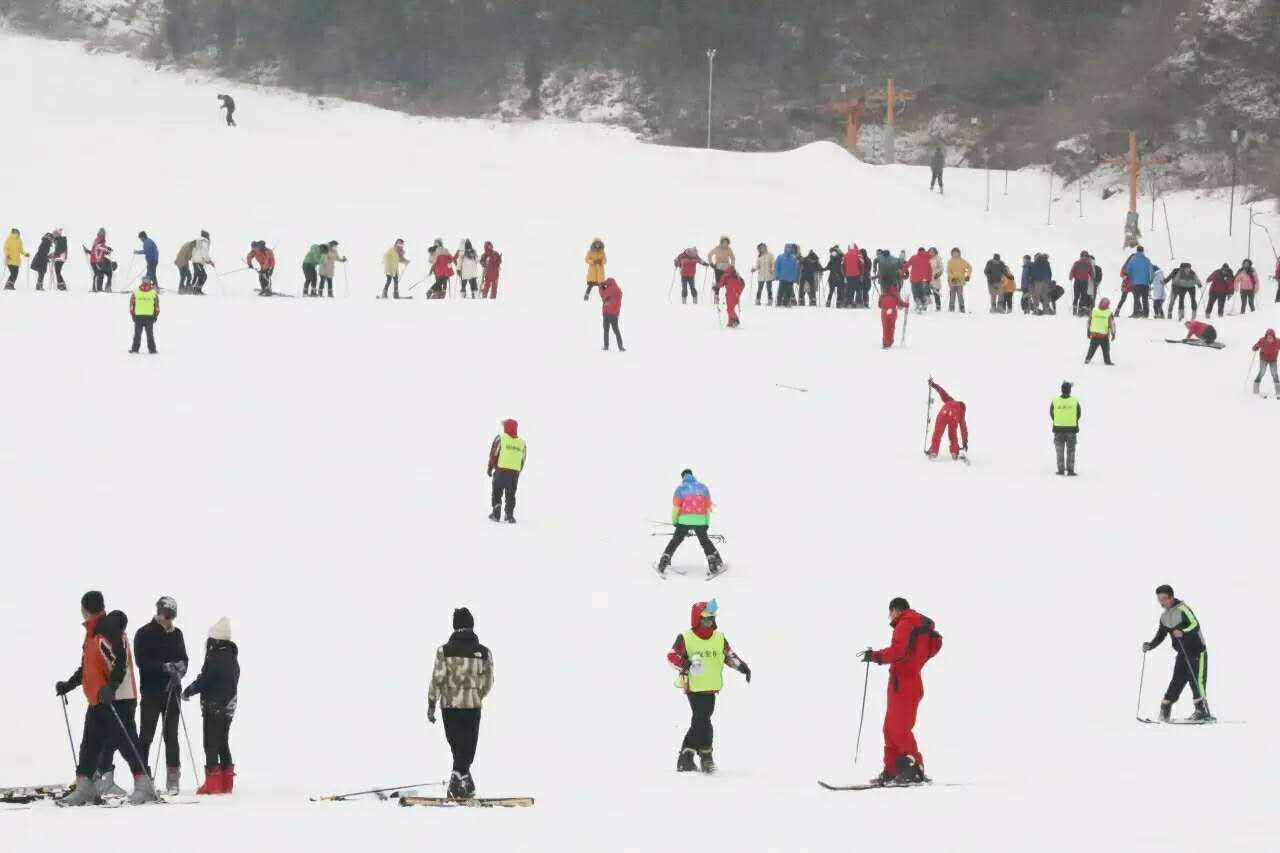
[399,796,534,809]
[1,784,69,804]
[818,780,963,791]
[1137,717,1242,726]
[653,563,688,579]
[1163,338,1225,350]
[375,295,414,300]
[705,563,731,582]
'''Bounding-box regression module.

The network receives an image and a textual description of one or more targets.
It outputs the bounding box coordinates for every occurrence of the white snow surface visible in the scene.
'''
[2,30,1278,853]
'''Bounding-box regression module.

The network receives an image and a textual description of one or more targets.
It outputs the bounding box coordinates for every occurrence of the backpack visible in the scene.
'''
[907,614,943,661]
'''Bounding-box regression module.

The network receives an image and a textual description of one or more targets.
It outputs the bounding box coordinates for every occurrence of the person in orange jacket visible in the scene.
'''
[879,284,909,349]
[129,277,160,354]
[926,379,969,460]
[721,265,745,327]
[246,241,275,296]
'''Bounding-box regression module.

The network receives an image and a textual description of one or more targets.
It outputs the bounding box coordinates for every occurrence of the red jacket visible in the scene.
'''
[1254,330,1280,362]
[674,251,702,278]
[431,252,454,278]
[843,247,863,278]
[481,243,501,283]
[871,609,940,683]
[721,269,744,304]
[1069,259,1094,282]
[930,382,969,445]
[246,247,275,271]
[905,251,933,284]
[879,290,908,311]
[1207,270,1234,295]
[600,278,622,316]
[1185,321,1211,338]
[88,234,108,267]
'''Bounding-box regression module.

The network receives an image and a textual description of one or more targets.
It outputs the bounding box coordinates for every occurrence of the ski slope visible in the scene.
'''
[2,29,1278,853]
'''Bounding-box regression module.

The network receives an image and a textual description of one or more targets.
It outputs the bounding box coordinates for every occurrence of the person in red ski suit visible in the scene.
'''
[905,248,933,311]
[859,598,941,786]
[1252,328,1280,395]
[428,245,454,299]
[480,241,502,299]
[926,380,968,459]
[879,286,909,348]
[721,266,745,327]
[1183,320,1217,345]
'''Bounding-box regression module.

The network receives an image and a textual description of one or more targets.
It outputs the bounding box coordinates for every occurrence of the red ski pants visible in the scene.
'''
[880,308,898,347]
[929,413,961,456]
[726,295,740,325]
[882,674,924,775]
[481,276,499,299]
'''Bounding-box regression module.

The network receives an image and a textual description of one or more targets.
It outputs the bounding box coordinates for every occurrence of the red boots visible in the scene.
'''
[222,765,235,793]
[197,767,223,795]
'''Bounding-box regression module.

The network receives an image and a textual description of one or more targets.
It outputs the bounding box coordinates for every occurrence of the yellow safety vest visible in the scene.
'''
[1052,396,1079,429]
[496,434,525,471]
[1089,308,1112,336]
[675,631,725,693]
[133,288,157,317]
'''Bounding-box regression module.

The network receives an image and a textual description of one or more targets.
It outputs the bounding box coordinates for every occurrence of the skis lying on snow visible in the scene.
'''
[1164,338,1225,350]
[399,796,534,809]
[1136,717,1243,726]
[375,295,414,300]
[311,783,442,802]
[1,784,69,804]
[818,780,963,792]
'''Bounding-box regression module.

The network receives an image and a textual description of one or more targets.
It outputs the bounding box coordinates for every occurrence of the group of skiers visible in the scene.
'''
[381,238,503,300]
[4,227,70,290]
[55,592,240,806]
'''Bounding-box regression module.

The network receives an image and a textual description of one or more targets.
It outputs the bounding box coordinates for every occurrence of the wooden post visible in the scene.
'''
[1127,132,1138,212]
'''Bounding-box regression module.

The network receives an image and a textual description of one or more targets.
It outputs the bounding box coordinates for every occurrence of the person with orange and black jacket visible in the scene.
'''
[427,607,494,800]
[183,617,240,795]
[134,596,188,795]
[666,599,750,774]
[55,590,157,806]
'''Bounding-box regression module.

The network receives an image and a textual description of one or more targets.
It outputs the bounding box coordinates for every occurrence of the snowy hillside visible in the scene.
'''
[2,31,1278,853]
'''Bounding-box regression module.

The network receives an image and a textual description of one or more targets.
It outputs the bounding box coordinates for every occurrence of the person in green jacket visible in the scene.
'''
[302,243,327,297]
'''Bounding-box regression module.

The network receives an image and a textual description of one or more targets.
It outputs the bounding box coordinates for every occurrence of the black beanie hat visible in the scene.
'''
[680,468,693,478]
[889,596,910,612]
[1061,381,1073,395]
[81,590,105,613]
[1155,584,1174,597]
[452,607,474,630]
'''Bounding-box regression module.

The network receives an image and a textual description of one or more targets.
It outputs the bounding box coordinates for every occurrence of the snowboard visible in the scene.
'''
[1164,338,1225,350]
[398,795,533,809]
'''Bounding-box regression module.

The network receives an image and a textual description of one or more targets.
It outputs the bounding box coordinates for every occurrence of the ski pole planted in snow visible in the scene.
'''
[59,696,77,775]
[923,379,934,451]
[177,697,202,790]
[853,656,870,764]
[106,700,151,780]
[1135,650,1147,719]
[1244,352,1258,393]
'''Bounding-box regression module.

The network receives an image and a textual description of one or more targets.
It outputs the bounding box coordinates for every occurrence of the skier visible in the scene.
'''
[928,247,944,311]
[1182,320,1218,346]
[382,239,408,298]
[1251,328,1280,396]
[175,238,196,293]
[600,277,624,351]
[480,241,502,299]
[823,247,845,307]
[84,229,111,292]
[721,265,745,327]
[246,241,275,296]
[217,94,236,126]
[455,239,480,298]
[842,244,863,309]
[946,248,971,312]
[584,238,606,301]
[925,379,968,460]
[752,243,775,306]
[31,232,52,290]
[1205,264,1234,318]
[799,249,823,307]
[1050,381,1081,476]
[427,607,494,800]
[4,228,28,288]
[1069,251,1095,317]
[55,591,157,806]
[1142,585,1212,722]
[774,243,800,307]
[1234,259,1258,313]
[1084,297,1116,366]
[666,599,750,774]
[706,236,735,302]
[190,230,216,295]
[673,247,705,304]
[182,618,240,794]
[879,280,909,349]
[486,419,525,523]
[51,228,69,289]
[1151,262,1167,318]
[655,470,725,577]
[929,146,945,193]
[317,240,345,298]
[858,597,942,786]
[982,253,1009,313]
[135,232,159,284]
[875,249,902,297]
[134,596,187,795]
[1121,246,1154,318]
[129,278,160,355]
[858,247,873,308]
[905,248,933,313]
[1029,253,1053,315]
[429,240,455,299]
[1166,263,1201,320]
[302,243,327,297]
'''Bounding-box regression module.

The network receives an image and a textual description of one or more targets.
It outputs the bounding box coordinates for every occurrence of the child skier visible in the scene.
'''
[1251,329,1279,395]
[721,265,745,327]
[656,470,724,577]
[666,600,750,774]
[182,618,240,794]
[925,379,968,460]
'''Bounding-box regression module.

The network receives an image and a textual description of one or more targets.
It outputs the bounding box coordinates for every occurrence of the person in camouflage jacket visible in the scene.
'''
[427,608,493,799]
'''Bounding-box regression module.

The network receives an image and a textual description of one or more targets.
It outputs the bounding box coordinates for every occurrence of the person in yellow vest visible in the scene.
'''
[665,599,750,774]
[129,277,160,354]
[486,419,526,523]
[584,238,606,301]
[1084,297,1116,366]
[4,227,30,288]
[1050,381,1081,476]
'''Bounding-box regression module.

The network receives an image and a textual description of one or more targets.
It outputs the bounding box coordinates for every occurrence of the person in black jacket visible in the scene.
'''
[183,618,240,795]
[824,246,846,308]
[1143,585,1212,722]
[799,250,822,307]
[30,233,52,290]
[51,228,69,289]
[218,94,236,126]
[134,596,188,794]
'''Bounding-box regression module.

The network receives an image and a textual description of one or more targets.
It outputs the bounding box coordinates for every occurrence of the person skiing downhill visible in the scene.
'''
[1143,585,1212,722]
[428,607,494,800]
[666,599,751,774]
[133,597,187,795]
[480,241,502,299]
[656,470,724,577]
[674,247,706,304]
[879,282,909,349]
[858,597,942,786]
[55,591,158,806]
[486,419,526,523]
[721,265,745,327]
[1252,329,1280,396]
[1050,381,1081,476]
[182,618,240,794]
[925,380,968,460]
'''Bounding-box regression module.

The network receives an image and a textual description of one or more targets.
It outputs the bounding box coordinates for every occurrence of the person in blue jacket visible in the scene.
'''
[1030,253,1053,314]
[1018,254,1033,314]
[773,244,800,308]
[1122,246,1155,318]
[135,231,160,285]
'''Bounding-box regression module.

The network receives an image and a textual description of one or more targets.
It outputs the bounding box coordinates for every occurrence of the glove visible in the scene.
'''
[427,703,437,724]
[739,662,752,684]
[858,649,875,664]
[181,686,194,701]
[97,685,115,705]
[55,681,71,697]
[162,661,185,676]
[487,468,494,478]
[1142,642,1152,652]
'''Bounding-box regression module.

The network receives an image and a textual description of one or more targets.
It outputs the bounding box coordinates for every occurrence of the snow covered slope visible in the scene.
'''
[2,31,1277,853]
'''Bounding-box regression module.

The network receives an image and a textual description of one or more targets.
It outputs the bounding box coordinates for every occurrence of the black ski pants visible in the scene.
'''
[130,317,157,353]
[319,275,334,297]
[257,269,273,294]
[663,525,718,560]
[681,276,697,301]
[1205,292,1227,317]
[1131,285,1150,317]
[1171,288,1197,317]
[1240,290,1256,311]
[1164,642,1208,705]
[79,700,145,778]
[54,260,66,285]
[139,688,181,770]
[202,711,233,767]
[1085,338,1112,365]
[145,260,158,283]
[603,315,623,350]
[756,280,772,304]
[491,469,519,517]
[382,275,399,297]
[930,170,943,192]
[302,262,318,295]
[682,692,715,751]
[177,264,192,291]
[192,263,208,291]
[443,708,481,775]
[5,264,17,286]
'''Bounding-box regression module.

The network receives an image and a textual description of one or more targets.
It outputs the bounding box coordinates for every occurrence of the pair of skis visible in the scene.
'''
[311,784,532,808]
[818,780,963,792]
[654,563,730,582]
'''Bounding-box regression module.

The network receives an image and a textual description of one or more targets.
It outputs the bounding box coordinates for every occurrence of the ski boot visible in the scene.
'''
[488,509,501,522]
[951,452,960,461]
[58,776,98,807]
[1189,701,1215,722]
[95,767,127,798]
[697,749,716,774]
[1158,701,1172,722]
[707,554,724,576]
[891,755,926,785]
[1253,382,1261,395]
[504,513,516,524]
[447,771,468,799]
[461,773,476,799]
[869,770,895,788]
[676,748,697,772]
[2,283,13,291]
[165,767,181,796]
[57,283,67,291]
[656,554,672,575]
[128,773,159,805]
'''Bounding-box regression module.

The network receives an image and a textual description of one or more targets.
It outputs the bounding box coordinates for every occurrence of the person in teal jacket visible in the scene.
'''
[656,470,724,577]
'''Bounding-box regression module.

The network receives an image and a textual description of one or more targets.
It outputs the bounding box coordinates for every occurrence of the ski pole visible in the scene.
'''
[151,679,178,780]
[1135,649,1147,718]
[312,781,445,802]
[177,696,202,790]
[901,294,910,346]
[342,261,350,299]
[60,695,78,775]
[667,266,676,303]
[105,700,151,780]
[1244,352,1258,393]
[1176,642,1210,717]
[853,656,870,764]
[923,379,934,451]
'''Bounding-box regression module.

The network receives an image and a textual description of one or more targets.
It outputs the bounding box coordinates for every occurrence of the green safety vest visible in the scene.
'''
[133,288,157,317]
[676,630,725,693]
[1052,396,1079,429]
[1089,308,1112,336]
[496,434,525,471]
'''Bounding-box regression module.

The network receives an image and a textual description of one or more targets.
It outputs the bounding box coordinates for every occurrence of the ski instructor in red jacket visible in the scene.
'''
[879,286,909,349]
[859,597,942,786]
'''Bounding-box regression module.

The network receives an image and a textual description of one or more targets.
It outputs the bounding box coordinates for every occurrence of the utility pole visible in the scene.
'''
[828,85,868,154]
[1106,132,1168,248]
[705,48,717,150]
[859,79,914,164]
[1228,127,1243,236]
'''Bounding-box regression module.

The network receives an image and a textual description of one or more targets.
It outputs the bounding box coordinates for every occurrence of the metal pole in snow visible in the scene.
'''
[706,49,717,150]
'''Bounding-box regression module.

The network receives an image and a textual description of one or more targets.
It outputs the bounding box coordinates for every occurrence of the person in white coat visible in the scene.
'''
[928,247,944,311]
[191,231,216,295]
[455,239,481,298]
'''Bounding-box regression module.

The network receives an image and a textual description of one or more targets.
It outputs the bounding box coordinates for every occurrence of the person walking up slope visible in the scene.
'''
[1084,297,1116,365]
[656,470,725,577]
[859,598,942,786]
[486,419,526,523]
[182,618,240,794]
[925,379,968,460]
[427,607,494,800]
[1050,381,1081,476]
[600,277,624,351]
[129,278,160,354]
[1251,329,1279,396]
[666,599,751,774]
[1143,585,1212,722]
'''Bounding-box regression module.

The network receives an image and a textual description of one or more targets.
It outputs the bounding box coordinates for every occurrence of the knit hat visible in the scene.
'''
[208,617,232,641]
[1061,381,1072,395]
[452,607,474,630]
[81,590,105,614]
[156,596,178,618]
